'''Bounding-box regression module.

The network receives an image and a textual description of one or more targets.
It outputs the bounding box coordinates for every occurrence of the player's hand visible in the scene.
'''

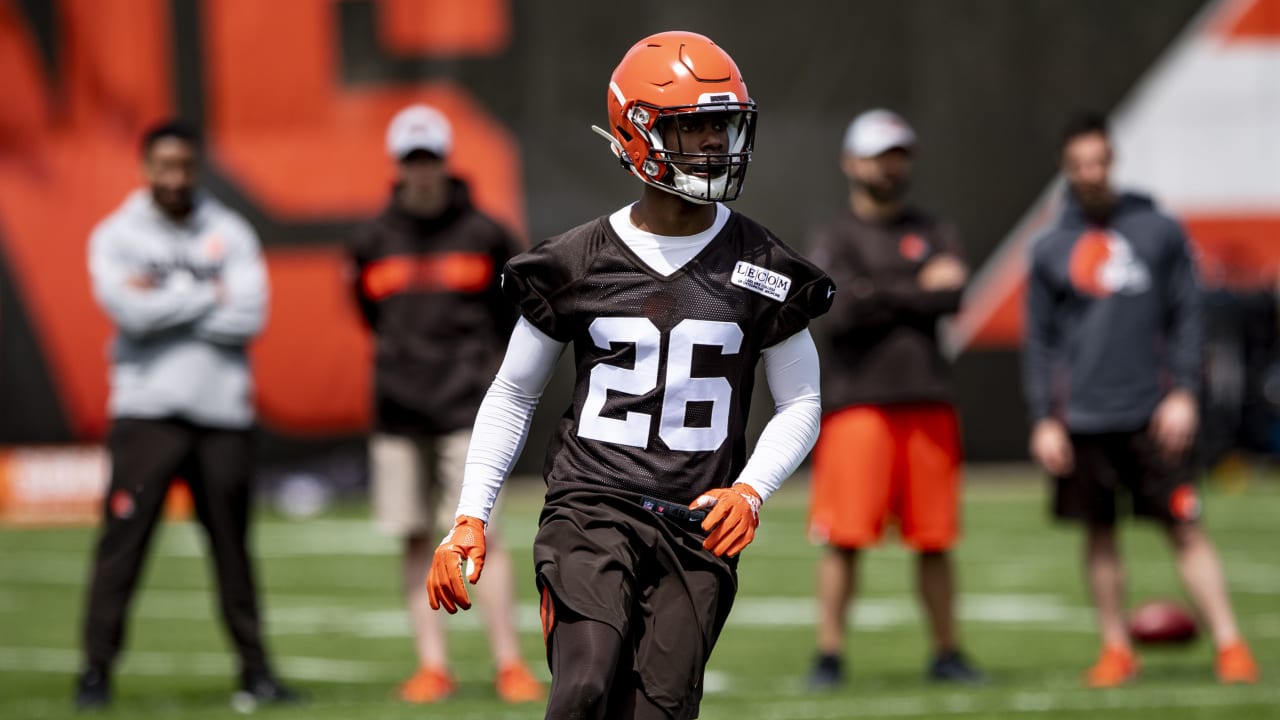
[1030,418,1074,476]
[690,483,762,558]
[1151,389,1198,461]
[917,255,968,291]
[426,515,486,614]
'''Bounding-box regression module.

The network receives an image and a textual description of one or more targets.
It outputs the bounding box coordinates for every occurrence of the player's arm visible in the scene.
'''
[427,317,565,613]
[873,224,969,318]
[1165,223,1204,398]
[692,328,822,557]
[195,220,269,345]
[875,252,968,316]
[813,229,965,330]
[345,224,382,329]
[88,226,218,338]
[1151,223,1204,458]
[1022,245,1072,475]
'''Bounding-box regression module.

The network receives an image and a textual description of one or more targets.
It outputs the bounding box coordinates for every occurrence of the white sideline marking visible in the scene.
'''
[0,647,395,683]
[253,594,1092,637]
[0,589,1097,636]
[743,686,1280,718]
[3,644,1274,714]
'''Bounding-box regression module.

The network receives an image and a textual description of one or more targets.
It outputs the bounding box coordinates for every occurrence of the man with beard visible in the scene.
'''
[806,109,981,688]
[77,121,295,709]
[1024,111,1258,687]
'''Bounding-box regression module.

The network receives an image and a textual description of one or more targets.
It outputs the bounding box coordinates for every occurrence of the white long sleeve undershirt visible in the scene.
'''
[455,317,822,523]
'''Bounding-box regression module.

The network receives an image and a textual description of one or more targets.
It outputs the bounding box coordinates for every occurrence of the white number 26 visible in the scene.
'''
[578,317,742,452]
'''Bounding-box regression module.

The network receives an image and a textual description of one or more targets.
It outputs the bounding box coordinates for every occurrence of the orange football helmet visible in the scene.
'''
[591,31,757,203]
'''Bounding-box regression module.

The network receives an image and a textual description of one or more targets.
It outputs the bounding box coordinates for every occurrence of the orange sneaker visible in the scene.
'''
[1086,645,1139,688]
[1217,642,1259,685]
[399,666,456,703]
[495,662,545,703]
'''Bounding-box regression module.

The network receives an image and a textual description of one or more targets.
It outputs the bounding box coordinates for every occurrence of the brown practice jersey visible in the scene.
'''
[809,208,964,410]
[503,211,834,506]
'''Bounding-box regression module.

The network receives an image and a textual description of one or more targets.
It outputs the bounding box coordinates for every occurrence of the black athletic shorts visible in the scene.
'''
[534,484,738,720]
[1054,427,1201,526]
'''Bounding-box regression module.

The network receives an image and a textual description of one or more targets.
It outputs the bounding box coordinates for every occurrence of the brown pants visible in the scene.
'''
[535,487,738,720]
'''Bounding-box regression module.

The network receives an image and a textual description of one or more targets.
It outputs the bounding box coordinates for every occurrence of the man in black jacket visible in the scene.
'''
[1023,112,1258,687]
[348,104,542,704]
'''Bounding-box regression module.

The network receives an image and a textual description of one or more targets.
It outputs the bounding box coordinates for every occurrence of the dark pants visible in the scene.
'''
[80,418,270,678]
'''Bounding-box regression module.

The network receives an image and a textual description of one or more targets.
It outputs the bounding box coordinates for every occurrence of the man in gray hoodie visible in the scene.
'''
[1023,112,1257,688]
[75,121,295,710]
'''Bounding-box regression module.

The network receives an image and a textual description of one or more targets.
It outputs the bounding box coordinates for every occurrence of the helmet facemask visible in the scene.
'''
[595,98,757,205]
[639,105,755,204]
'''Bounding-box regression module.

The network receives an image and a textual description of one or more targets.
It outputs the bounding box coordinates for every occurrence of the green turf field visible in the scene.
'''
[1,467,1277,719]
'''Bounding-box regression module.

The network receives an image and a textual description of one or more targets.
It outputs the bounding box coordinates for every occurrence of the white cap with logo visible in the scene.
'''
[386,104,453,160]
[843,108,915,158]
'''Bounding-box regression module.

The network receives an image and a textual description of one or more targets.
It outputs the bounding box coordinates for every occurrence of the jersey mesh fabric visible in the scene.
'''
[503,212,832,504]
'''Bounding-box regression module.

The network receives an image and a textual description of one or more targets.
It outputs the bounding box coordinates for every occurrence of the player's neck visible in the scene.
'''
[850,189,903,225]
[631,187,717,237]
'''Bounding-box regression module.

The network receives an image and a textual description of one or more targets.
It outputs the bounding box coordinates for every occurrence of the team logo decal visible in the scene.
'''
[899,233,929,261]
[731,261,791,301]
[109,489,136,520]
[1169,484,1202,522]
[1068,229,1151,297]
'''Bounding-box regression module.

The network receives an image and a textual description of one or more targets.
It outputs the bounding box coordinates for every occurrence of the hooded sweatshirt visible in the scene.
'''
[1022,190,1202,433]
[348,178,521,435]
[88,189,269,429]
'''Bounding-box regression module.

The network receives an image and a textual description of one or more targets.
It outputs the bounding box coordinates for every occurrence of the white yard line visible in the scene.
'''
[4,644,1274,716]
[0,647,396,683]
[0,590,1099,635]
[734,685,1280,719]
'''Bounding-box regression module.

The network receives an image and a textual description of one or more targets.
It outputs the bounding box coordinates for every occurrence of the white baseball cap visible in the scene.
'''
[386,104,452,160]
[843,108,915,158]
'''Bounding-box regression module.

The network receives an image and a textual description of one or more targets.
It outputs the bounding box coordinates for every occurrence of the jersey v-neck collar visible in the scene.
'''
[605,203,732,281]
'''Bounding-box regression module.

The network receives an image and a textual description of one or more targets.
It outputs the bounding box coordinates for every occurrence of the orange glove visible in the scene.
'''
[426,515,487,613]
[690,483,762,557]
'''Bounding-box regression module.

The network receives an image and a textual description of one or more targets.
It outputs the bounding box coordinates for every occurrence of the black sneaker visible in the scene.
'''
[808,653,844,691]
[74,666,111,711]
[927,650,985,684]
[231,672,301,712]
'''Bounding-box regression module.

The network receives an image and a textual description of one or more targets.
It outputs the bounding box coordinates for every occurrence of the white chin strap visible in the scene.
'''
[590,124,736,204]
[671,168,729,203]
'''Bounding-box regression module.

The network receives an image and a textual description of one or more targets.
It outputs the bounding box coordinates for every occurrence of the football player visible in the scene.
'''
[425,31,834,719]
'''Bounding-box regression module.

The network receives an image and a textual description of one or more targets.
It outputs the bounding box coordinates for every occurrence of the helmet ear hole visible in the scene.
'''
[615,125,633,142]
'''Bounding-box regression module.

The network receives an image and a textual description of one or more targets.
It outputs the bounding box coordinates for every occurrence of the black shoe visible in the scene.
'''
[74,666,111,711]
[231,672,301,712]
[927,650,985,684]
[808,653,844,691]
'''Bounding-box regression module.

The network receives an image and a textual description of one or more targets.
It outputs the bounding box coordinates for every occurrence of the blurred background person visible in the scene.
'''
[806,109,982,689]
[347,104,543,704]
[77,121,294,710]
[1022,111,1259,688]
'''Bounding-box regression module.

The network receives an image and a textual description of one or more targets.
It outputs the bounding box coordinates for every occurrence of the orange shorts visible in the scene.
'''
[808,403,961,551]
